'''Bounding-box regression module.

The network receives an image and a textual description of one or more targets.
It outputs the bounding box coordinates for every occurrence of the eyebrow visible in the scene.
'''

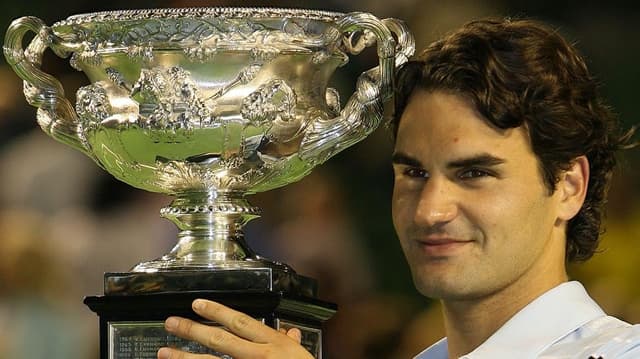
[446,153,506,169]
[391,151,506,169]
[391,152,422,167]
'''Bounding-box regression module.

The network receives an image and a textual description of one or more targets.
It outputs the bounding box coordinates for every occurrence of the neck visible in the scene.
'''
[441,255,568,358]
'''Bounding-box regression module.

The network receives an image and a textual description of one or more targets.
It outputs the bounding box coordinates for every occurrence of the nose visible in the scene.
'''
[414,177,458,227]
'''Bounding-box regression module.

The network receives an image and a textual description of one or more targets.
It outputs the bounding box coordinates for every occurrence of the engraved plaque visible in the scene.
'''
[109,320,260,359]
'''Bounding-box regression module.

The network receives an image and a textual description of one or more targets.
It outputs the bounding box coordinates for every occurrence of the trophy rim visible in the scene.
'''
[53,7,346,27]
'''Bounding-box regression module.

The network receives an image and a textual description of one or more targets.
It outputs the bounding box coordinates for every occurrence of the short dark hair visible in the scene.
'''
[392,18,636,262]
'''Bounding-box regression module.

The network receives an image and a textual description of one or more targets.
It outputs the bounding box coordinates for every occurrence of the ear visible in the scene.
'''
[556,156,590,221]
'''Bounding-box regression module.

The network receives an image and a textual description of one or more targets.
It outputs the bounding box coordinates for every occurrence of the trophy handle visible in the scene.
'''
[4,16,93,158]
[299,13,415,163]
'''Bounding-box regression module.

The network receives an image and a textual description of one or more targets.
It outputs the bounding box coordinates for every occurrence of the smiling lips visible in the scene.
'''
[416,238,473,256]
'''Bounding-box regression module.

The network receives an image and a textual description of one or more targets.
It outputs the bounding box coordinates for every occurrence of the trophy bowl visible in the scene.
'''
[5,7,413,274]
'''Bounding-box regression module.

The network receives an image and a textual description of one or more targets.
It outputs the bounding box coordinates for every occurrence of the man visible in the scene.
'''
[157,18,639,359]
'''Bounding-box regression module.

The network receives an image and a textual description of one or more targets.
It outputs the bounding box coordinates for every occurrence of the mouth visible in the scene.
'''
[415,238,473,257]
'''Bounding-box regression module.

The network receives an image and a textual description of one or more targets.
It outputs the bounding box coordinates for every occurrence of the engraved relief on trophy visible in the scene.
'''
[61,15,354,195]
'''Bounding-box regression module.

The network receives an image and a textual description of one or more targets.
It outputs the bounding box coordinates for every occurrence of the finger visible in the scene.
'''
[191,299,278,343]
[164,316,260,357]
[286,328,302,343]
[157,346,220,359]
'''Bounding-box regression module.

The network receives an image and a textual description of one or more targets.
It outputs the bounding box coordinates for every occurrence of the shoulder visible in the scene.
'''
[541,316,640,358]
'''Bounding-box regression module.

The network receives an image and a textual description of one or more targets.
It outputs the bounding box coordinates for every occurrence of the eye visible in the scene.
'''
[459,168,492,180]
[403,167,429,179]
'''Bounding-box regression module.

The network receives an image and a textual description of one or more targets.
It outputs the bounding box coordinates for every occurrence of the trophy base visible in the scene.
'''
[85,270,336,359]
[104,267,318,297]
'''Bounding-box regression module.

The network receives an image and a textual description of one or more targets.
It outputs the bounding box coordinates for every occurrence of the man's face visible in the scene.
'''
[392,90,567,301]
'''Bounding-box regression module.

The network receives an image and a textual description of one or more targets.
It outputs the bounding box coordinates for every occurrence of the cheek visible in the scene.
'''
[472,186,554,252]
[391,185,416,229]
[391,190,405,232]
[462,187,529,244]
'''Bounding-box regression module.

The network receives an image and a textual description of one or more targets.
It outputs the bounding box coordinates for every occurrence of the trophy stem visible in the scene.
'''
[131,191,284,271]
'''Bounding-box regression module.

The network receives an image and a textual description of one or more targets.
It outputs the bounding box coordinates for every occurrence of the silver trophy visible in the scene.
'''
[5,7,413,358]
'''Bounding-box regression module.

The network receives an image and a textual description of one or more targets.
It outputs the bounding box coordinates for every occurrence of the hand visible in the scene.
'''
[156,299,315,359]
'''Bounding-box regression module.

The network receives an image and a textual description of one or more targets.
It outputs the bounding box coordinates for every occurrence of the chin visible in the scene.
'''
[412,271,481,301]
[413,273,452,299]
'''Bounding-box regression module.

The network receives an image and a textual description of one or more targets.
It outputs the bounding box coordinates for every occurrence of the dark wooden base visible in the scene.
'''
[85,286,336,358]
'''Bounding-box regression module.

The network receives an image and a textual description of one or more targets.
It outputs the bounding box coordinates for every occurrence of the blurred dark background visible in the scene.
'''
[0,1,638,358]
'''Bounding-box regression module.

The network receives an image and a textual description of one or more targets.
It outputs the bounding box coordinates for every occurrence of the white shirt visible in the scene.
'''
[414,281,640,359]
